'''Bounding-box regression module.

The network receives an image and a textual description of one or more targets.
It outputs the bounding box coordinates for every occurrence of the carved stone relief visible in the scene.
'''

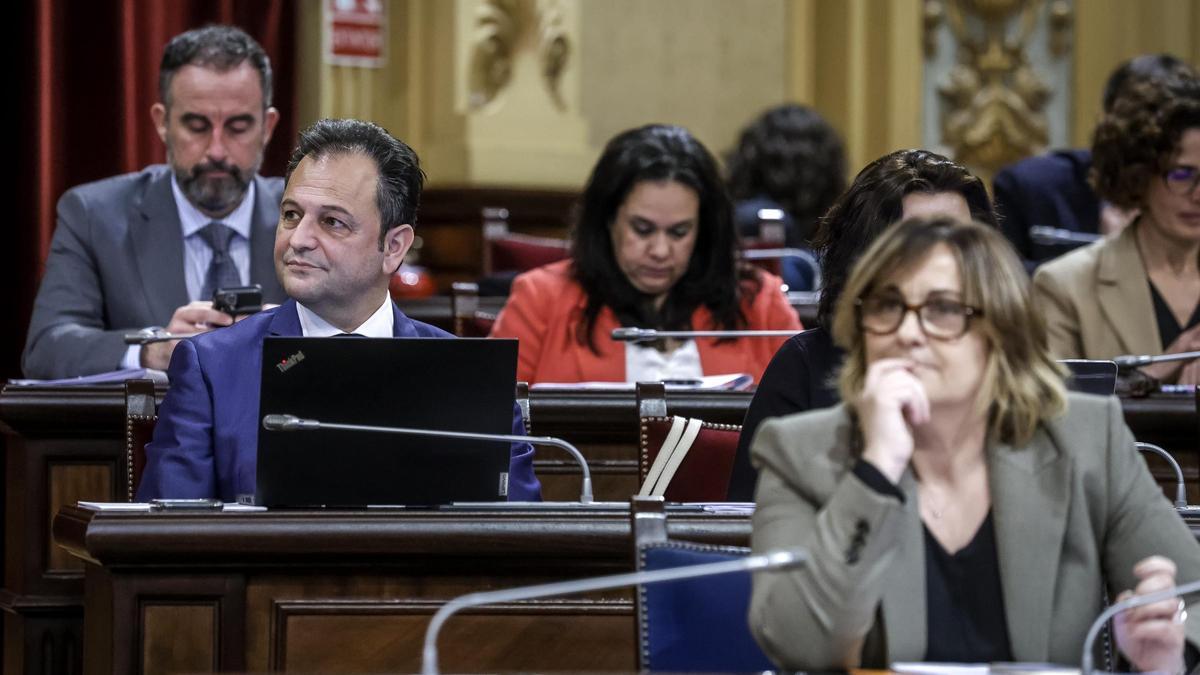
[924,0,1073,175]
[467,0,571,111]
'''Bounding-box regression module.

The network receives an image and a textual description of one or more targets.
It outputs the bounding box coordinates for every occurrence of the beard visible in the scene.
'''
[173,156,258,217]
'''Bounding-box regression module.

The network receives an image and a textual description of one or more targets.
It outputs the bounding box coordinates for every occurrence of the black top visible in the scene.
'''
[854,460,1013,663]
[923,512,1013,663]
[729,327,844,501]
[1149,280,1200,350]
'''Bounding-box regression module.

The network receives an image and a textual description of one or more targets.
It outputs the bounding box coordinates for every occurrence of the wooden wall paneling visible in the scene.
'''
[3,430,122,675]
[140,603,216,674]
[46,463,111,573]
[84,567,245,675]
[267,598,632,672]
[2,606,82,675]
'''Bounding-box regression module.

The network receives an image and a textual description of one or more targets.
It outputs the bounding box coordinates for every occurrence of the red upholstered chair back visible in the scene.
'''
[638,416,741,502]
[487,232,570,274]
[481,207,569,275]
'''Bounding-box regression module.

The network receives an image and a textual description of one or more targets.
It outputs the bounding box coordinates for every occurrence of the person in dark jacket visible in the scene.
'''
[728,149,996,501]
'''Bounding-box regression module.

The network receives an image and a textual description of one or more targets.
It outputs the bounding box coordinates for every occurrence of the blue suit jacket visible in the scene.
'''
[992,149,1100,264]
[136,299,541,502]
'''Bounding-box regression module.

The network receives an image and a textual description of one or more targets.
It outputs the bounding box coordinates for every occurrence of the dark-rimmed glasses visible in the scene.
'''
[855,295,981,339]
[1164,165,1200,197]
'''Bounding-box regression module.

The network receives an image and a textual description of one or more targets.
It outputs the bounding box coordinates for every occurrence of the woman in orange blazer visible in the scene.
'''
[491,124,802,385]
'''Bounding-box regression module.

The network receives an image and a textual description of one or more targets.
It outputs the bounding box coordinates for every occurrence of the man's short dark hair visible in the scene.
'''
[1101,53,1195,113]
[285,119,426,246]
[159,25,273,109]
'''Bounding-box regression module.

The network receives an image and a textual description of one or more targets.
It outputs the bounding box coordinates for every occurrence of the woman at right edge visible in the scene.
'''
[749,216,1200,670]
[1034,73,1200,384]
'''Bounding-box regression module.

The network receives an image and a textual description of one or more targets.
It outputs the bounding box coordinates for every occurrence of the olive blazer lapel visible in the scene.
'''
[880,468,927,662]
[988,430,1072,661]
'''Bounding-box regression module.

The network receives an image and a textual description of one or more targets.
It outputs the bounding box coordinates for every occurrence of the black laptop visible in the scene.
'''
[254,337,519,507]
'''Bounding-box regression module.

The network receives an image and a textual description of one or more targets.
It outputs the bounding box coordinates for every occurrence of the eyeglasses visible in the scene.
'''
[855,295,981,339]
[1164,165,1200,196]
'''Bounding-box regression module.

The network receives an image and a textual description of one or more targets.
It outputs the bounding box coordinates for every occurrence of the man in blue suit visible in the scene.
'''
[136,118,540,502]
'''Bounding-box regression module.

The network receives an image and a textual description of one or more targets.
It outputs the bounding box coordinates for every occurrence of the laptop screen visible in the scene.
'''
[255,337,519,507]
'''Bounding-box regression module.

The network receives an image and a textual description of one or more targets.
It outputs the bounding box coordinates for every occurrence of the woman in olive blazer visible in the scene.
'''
[750,217,1200,670]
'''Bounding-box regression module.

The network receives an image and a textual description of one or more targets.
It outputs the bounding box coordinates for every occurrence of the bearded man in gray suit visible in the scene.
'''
[22,25,286,379]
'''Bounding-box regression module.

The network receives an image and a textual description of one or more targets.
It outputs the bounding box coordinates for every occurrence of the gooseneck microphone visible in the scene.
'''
[261,414,594,503]
[1080,577,1200,675]
[1113,350,1200,371]
[611,327,801,343]
[419,547,807,675]
[1136,442,1188,509]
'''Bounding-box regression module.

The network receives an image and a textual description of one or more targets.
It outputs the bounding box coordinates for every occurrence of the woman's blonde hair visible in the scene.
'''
[831,216,1066,446]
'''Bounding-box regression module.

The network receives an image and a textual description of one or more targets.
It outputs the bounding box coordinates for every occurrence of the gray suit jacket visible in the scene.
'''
[749,393,1200,670]
[1032,223,1160,361]
[22,165,286,378]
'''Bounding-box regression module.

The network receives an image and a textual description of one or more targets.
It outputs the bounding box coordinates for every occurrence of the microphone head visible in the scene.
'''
[263,414,300,431]
[1112,354,1147,370]
[611,327,654,342]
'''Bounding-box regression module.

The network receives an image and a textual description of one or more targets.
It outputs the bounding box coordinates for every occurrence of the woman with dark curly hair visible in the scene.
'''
[729,149,996,500]
[727,104,846,290]
[490,124,801,385]
[1033,74,1200,384]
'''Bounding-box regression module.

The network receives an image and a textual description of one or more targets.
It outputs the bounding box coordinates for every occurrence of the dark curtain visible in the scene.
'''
[8,0,297,380]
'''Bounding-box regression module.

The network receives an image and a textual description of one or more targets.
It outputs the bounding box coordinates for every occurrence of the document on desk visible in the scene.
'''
[8,367,168,386]
[695,502,756,514]
[892,663,1078,675]
[77,502,267,512]
[532,373,753,391]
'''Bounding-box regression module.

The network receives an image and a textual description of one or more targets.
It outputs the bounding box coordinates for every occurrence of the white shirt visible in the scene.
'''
[122,177,258,370]
[296,295,394,337]
[624,339,704,383]
[172,174,255,301]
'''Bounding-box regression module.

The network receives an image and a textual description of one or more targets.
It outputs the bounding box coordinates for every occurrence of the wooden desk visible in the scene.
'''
[2,383,1197,672]
[0,384,149,675]
[53,504,748,674]
[528,388,1200,502]
[46,505,1200,675]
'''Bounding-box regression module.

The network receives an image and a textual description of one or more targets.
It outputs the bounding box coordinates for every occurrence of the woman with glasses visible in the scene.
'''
[749,216,1200,670]
[728,149,997,501]
[1034,74,1200,384]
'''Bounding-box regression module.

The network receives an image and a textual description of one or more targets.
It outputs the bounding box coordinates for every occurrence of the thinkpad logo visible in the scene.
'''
[276,350,306,373]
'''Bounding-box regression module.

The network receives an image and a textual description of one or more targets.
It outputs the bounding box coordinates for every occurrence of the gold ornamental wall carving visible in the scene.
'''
[467,0,571,111]
[927,0,1072,174]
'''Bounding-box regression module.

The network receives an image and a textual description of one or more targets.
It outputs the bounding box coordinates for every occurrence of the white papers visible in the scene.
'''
[77,502,153,511]
[9,367,168,387]
[76,502,267,512]
[892,663,1078,675]
[695,502,756,514]
[532,373,754,391]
